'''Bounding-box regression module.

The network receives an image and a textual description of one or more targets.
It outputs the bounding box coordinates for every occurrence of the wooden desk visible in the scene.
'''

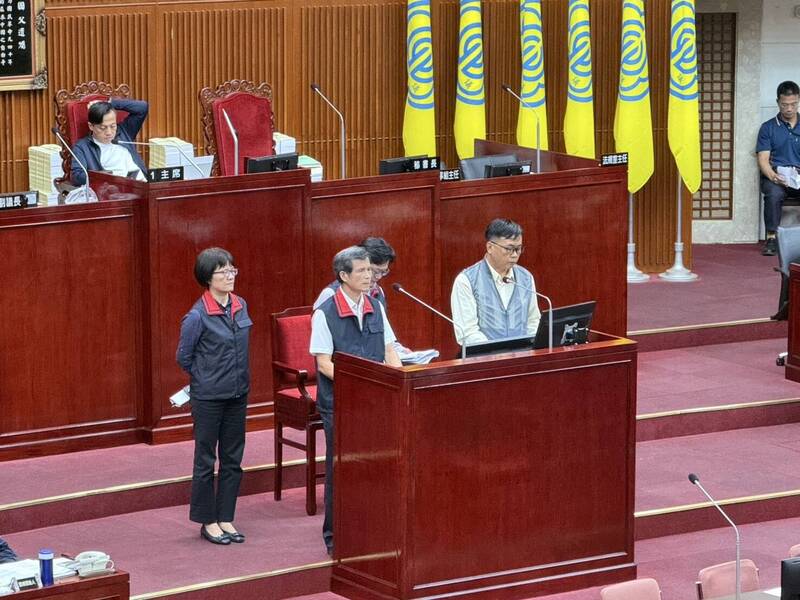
[787,263,800,383]
[10,571,128,599]
[332,333,637,600]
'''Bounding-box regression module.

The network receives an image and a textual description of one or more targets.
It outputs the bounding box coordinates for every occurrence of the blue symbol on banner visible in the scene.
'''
[520,1,545,108]
[567,1,592,103]
[618,1,649,102]
[456,2,485,106]
[669,1,698,101]
[407,0,434,110]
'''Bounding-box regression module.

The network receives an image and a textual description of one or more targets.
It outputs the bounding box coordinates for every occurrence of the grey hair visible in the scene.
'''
[333,246,370,282]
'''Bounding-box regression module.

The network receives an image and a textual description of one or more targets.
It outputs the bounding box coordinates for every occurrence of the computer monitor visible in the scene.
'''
[484,161,532,178]
[463,334,535,358]
[246,152,299,174]
[459,153,517,180]
[782,557,800,600]
[379,155,426,175]
[533,301,596,350]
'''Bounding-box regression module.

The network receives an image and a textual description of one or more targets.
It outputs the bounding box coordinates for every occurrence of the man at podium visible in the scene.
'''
[309,246,402,556]
[450,218,541,344]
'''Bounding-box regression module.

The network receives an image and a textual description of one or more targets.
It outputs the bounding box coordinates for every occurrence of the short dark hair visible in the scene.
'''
[194,247,235,288]
[87,101,115,125]
[777,81,800,99]
[360,237,396,265]
[333,246,369,283]
[485,218,523,241]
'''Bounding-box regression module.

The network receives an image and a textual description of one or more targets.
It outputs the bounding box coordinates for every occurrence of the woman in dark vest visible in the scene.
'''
[176,247,253,545]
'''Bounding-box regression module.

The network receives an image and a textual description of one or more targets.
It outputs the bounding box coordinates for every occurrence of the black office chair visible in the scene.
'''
[773,225,800,365]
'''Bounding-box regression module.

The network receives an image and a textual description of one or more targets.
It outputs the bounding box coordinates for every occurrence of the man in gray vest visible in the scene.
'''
[451,218,541,344]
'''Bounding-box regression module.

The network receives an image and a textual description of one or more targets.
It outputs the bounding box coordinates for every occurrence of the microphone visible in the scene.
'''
[51,127,91,203]
[392,283,467,360]
[220,108,240,176]
[310,83,346,179]
[501,275,553,352]
[117,140,205,179]
[501,83,541,174]
[688,473,741,600]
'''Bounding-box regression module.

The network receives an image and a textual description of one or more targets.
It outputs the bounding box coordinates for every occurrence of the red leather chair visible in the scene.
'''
[271,306,323,516]
[53,81,133,187]
[696,559,760,599]
[198,80,276,176]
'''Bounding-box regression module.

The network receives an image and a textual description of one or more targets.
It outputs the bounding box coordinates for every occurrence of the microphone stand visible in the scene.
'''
[689,473,740,600]
[501,84,541,174]
[502,275,552,351]
[221,109,239,176]
[393,283,467,360]
[51,128,90,203]
[118,140,205,179]
[311,83,346,179]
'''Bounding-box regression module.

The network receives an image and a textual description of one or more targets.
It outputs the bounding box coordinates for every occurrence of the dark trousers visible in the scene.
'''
[189,396,247,524]
[319,406,334,552]
[762,175,800,232]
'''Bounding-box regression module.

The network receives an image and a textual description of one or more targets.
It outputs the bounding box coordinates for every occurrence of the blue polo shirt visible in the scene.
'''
[756,114,800,167]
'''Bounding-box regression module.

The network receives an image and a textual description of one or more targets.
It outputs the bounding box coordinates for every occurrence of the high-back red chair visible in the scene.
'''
[198,80,276,177]
[696,559,760,599]
[53,81,133,187]
[271,306,323,516]
[601,578,661,600]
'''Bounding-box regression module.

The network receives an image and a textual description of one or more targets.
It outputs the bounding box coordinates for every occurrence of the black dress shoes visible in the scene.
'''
[224,530,245,544]
[200,525,231,545]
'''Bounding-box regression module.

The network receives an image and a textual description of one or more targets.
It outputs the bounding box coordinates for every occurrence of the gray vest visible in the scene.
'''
[463,260,534,340]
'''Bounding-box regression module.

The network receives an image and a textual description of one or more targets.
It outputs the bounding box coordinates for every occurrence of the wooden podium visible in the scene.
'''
[331,333,637,600]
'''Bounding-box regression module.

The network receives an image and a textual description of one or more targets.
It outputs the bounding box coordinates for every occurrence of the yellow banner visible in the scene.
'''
[517,0,548,150]
[454,0,486,159]
[668,0,702,193]
[613,0,654,193]
[403,0,437,158]
[563,0,595,158]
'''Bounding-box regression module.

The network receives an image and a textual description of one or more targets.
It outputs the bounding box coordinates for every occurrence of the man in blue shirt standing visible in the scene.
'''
[757,80,800,256]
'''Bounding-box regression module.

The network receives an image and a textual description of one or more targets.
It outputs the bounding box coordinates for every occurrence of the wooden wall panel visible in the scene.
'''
[0,0,694,272]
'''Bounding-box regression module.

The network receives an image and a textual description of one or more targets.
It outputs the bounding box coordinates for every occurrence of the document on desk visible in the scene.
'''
[0,558,76,580]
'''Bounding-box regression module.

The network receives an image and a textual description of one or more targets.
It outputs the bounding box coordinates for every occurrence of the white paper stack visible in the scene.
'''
[38,191,59,206]
[298,154,323,182]
[148,137,195,169]
[273,132,297,155]
[777,166,800,190]
[28,144,62,199]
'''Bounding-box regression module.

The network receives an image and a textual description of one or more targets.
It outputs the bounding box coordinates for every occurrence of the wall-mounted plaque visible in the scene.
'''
[0,0,46,91]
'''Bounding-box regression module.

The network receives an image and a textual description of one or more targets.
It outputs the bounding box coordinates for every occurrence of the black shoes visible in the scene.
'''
[224,530,245,544]
[200,525,231,545]
[763,237,777,256]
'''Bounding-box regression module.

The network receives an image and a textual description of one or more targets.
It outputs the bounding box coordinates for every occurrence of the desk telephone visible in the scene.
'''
[71,551,114,577]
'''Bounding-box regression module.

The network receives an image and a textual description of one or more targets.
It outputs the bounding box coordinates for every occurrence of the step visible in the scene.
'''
[630,318,786,352]
[635,422,800,539]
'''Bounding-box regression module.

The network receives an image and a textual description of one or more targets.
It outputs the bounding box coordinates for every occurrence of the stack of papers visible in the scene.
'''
[273,132,296,155]
[28,144,62,198]
[298,154,323,182]
[148,137,195,169]
[397,348,439,365]
[777,166,800,190]
[0,558,76,581]
[38,191,59,207]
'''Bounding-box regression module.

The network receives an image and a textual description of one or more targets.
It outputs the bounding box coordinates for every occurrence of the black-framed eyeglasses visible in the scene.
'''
[212,268,239,278]
[372,267,390,278]
[489,240,524,255]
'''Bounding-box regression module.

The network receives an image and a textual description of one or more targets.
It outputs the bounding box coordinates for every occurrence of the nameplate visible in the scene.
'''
[600,153,628,167]
[148,166,184,182]
[0,191,36,210]
[409,156,440,172]
[439,168,462,182]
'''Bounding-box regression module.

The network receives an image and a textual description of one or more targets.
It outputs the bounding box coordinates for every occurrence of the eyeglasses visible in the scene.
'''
[372,267,390,279]
[212,268,239,278]
[489,240,524,255]
[91,123,118,132]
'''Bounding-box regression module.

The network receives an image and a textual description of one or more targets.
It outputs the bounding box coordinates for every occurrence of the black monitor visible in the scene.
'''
[463,334,535,358]
[379,155,426,175]
[484,161,532,178]
[246,152,299,173]
[459,153,517,180]
[533,301,596,350]
[782,557,800,600]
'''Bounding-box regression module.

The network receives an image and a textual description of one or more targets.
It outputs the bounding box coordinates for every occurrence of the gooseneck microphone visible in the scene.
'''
[392,283,467,360]
[51,127,91,203]
[310,83,346,179]
[501,83,541,174]
[501,275,553,352]
[220,108,240,176]
[689,473,741,600]
[117,140,205,179]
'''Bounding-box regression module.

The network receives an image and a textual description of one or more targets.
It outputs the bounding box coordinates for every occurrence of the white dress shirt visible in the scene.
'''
[95,141,147,181]
[450,259,541,344]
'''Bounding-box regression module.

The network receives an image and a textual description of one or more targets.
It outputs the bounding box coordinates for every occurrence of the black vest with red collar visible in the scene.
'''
[315,288,385,411]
